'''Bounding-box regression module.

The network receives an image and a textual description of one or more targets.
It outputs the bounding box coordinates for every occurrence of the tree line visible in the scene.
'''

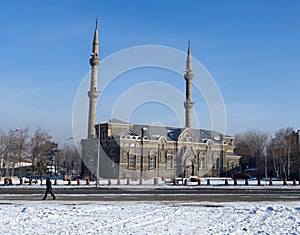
[234,127,300,180]
[0,127,80,180]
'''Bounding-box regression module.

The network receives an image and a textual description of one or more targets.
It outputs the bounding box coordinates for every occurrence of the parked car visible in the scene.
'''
[231,172,251,180]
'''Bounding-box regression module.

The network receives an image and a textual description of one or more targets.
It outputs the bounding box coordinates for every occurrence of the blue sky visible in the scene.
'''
[0,0,299,144]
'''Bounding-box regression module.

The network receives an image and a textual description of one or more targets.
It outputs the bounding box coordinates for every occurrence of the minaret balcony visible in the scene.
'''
[184,73,194,81]
[89,57,100,66]
[184,100,194,109]
[88,90,100,100]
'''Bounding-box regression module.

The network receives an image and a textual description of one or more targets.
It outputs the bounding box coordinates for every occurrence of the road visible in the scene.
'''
[1,186,300,202]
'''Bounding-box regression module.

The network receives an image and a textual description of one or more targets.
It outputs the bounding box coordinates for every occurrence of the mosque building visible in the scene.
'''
[81,21,241,180]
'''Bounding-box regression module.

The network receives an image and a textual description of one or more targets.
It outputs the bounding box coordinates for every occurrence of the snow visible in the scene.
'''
[0,200,299,234]
[1,177,300,234]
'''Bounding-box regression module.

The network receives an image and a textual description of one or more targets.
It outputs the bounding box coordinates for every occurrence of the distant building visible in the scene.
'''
[81,21,241,179]
[0,158,31,178]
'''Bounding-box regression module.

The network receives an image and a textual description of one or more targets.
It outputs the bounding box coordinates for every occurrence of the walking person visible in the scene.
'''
[42,177,56,200]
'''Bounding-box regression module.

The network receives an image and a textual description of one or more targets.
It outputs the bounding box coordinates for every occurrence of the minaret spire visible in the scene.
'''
[184,41,194,128]
[186,40,192,72]
[92,19,99,57]
[87,19,100,138]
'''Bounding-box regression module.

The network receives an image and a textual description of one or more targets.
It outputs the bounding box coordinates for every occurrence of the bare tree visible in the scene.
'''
[62,145,81,178]
[28,128,53,180]
[234,130,269,177]
[267,127,297,180]
[7,128,29,178]
[0,131,9,177]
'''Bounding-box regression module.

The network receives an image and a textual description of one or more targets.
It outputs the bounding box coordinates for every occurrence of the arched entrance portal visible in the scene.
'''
[184,159,194,178]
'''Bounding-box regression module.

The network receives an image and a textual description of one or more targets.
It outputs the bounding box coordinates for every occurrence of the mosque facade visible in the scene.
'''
[81,21,241,179]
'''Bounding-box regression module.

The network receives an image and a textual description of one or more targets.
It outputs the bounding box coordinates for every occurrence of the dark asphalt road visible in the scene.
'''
[1,186,300,202]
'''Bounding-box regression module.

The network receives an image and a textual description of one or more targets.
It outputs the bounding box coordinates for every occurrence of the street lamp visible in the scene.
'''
[96,123,100,187]
[63,137,73,178]
[15,129,23,179]
[5,150,9,178]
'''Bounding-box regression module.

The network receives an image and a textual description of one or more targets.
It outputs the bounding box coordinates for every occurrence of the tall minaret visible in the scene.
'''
[184,41,194,128]
[87,19,100,138]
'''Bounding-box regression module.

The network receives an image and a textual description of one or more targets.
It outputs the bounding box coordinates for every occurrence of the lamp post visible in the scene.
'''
[14,129,24,179]
[63,137,73,178]
[0,147,2,178]
[174,141,177,180]
[5,150,8,178]
[220,134,224,177]
[140,127,147,180]
[5,134,10,178]
[96,123,100,187]
[17,129,22,179]
[140,137,143,179]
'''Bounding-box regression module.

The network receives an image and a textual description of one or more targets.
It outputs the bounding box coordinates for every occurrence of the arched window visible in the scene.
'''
[227,161,234,170]
[165,150,173,169]
[199,157,204,170]
[167,156,173,169]
[128,154,136,169]
[149,156,156,169]
[214,158,219,170]
[148,150,157,170]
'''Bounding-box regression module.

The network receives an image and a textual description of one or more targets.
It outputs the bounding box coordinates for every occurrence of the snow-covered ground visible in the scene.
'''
[1,178,300,234]
[0,200,299,234]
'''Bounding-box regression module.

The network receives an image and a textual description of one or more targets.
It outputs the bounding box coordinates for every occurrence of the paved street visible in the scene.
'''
[1,186,300,202]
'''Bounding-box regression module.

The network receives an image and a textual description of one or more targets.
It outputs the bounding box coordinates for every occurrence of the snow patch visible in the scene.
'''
[0,201,299,234]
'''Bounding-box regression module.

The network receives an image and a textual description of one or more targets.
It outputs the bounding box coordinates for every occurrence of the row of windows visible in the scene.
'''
[199,157,219,170]
[128,155,173,170]
[128,155,220,171]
